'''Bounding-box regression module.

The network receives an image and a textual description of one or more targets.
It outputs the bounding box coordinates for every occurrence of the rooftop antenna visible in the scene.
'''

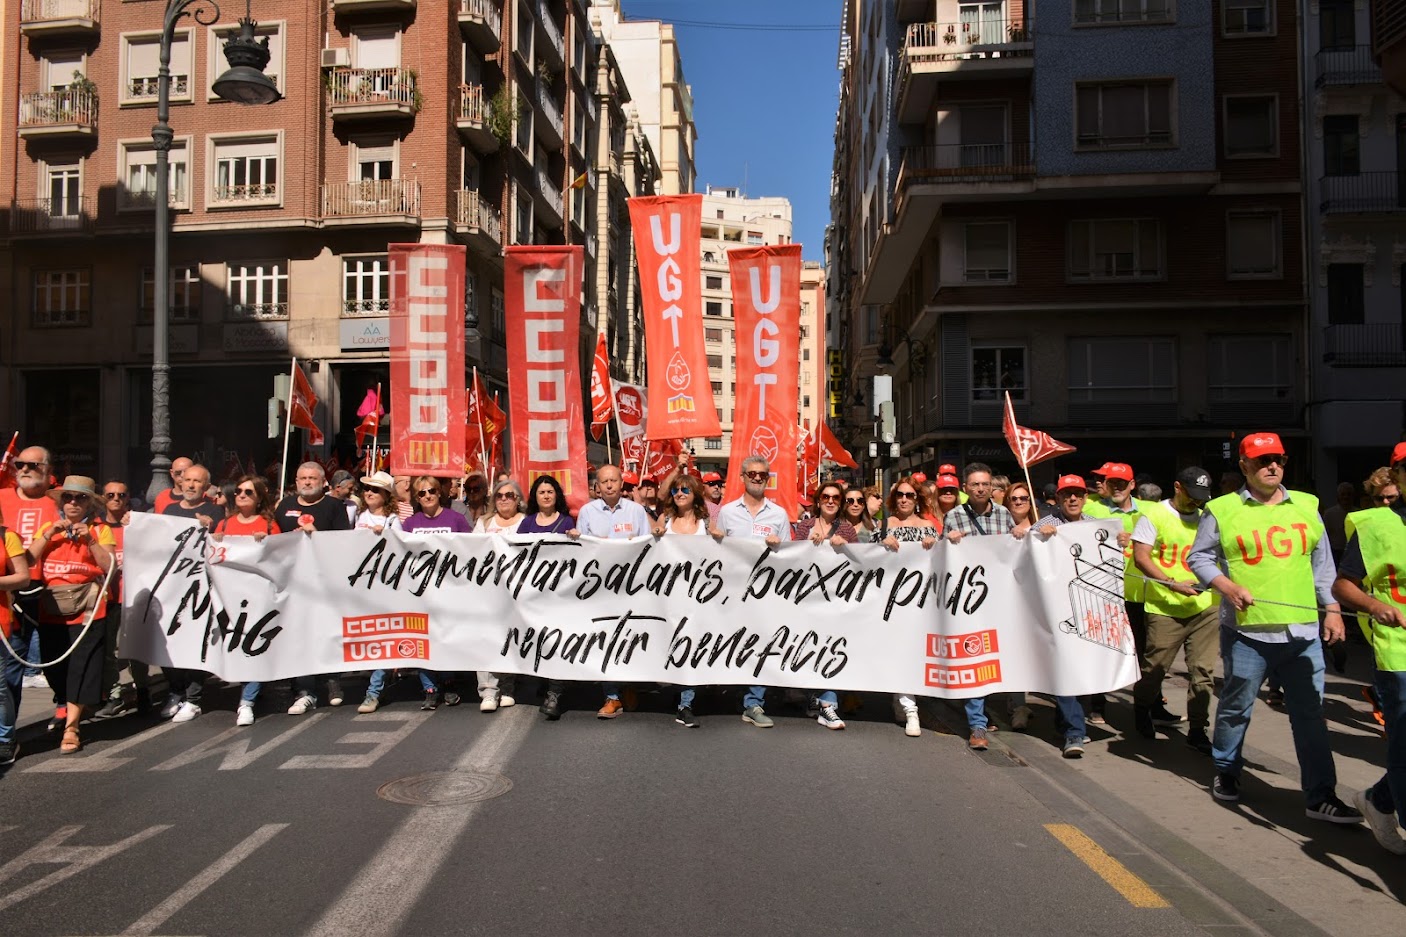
[742,161,748,198]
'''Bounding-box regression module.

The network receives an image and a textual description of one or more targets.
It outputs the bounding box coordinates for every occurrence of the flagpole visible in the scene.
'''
[279,356,297,497]
[1005,392,1037,506]
[471,368,489,474]
[492,390,502,478]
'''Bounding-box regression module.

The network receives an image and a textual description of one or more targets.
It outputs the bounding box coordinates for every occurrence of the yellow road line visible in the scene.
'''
[1045,823,1170,909]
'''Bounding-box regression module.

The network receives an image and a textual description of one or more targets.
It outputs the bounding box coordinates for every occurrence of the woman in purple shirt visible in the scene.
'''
[402,476,472,534]
[514,475,575,720]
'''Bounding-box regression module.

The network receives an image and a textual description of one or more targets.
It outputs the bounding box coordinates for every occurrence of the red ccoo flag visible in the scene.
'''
[589,334,613,441]
[0,432,17,489]
[1002,391,1075,468]
[289,363,324,446]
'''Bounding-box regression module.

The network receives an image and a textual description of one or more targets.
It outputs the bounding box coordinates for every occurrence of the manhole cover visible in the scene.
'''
[377,770,513,806]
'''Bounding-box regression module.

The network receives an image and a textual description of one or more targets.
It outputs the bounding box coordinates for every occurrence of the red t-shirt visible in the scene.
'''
[214,514,283,536]
[153,487,178,514]
[33,519,116,624]
[0,488,59,580]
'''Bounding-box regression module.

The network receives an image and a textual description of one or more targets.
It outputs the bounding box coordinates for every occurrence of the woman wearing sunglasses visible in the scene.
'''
[842,488,880,542]
[212,475,280,541]
[933,474,962,522]
[1364,466,1400,509]
[473,480,527,712]
[651,474,711,726]
[795,482,859,548]
[881,477,938,551]
[354,472,402,535]
[1004,480,1038,534]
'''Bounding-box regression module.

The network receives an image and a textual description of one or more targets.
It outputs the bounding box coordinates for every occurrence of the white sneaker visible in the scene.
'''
[287,694,317,715]
[1011,705,1032,731]
[498,695,516,708]
[904,711,921,737]
[22,674,48,689]
[236,703,255,727]
[326,679,344,707]
[172,702,201,723]
[480,694,499,713]
[159,696,183,719]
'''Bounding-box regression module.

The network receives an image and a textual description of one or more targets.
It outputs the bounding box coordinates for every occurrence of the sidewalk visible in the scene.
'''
[935,636,1405,936]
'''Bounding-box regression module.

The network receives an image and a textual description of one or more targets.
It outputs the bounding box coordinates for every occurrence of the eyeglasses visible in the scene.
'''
[706,481,722,487]
[1007,495,1030,504]
[60,493,87,504]
[1372,493,1399,504]
[818,493,841,502]
[670,487,690,496]
[843,496,864,505]
[416,488,439,498]
[1106,479,1131,490]
[466,486,485,494]
[1250,454,1286,469]
[895,491,917,500]
[13,461,44,471]
[495,492,517,500]
[235,487,257,497]
[622,484,636,493]
[1060,491,1085,499]
[104,492,129,500]
[743,471,769,482]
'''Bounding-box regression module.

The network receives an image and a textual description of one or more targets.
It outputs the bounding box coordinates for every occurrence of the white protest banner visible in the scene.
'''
[121,514,1139,698]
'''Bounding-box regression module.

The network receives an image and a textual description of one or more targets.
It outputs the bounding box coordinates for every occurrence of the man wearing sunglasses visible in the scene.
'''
[1332,442,1406,854]
[92,481,151,720]
[1189,432,1362,824]
[713,455,793,728]
[0,446,60,705]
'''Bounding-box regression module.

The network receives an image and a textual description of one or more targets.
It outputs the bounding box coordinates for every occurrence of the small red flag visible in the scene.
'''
[1002,391,1075,468]
[0,432,18,489]
[589,334,613,441]
[818,422,858,469]
[289,363,324,446]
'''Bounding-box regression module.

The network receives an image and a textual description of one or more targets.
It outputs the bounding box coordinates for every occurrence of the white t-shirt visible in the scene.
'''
[663,515,709,536]
[475,513,524,534]
[355,511,402,533]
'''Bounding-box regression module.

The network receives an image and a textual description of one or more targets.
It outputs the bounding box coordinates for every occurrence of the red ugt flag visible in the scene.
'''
[589,334,613,441]
[289,363,324,446]
[1002,391,1075,468]
[818,422,858,469]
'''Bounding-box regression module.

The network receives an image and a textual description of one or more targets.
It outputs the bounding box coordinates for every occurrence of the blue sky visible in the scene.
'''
[620,0,841,261]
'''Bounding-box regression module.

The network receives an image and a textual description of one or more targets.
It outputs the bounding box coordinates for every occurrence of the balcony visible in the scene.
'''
[458,0,501,54]
[534,165,564,227]
[456,84,499,152]
[1315,45,1382,87]
[1323,324,1406,367]
[897,18,1033,124]
[20,0,98,36]
[128,74,189,102]
[10,197,93,234]
[535,80,564,148]
[332,0,414,13]
[327,67,418,121]
[1319,172,1406,213]
[454,189,503,256]
[538,9,564,66]
[17,89,97,139]
[321,178,421,227]
[228,301,288,321]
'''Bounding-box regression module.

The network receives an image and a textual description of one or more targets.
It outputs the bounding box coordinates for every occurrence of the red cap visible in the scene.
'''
[1103,462,1134,482]
[911,472,928,484]
[621,471,640,486]
[639,476,658,488]
[936,474,960,489]
[1240,432,1285,459]
[938,463,957,476]
[1391,442,1406,467]
[1090,463,1113,477]
[702,471,722,483]
[1056,474,1087,492]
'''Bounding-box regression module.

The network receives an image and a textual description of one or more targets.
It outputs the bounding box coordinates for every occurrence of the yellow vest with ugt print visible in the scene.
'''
[1143,501,1215,618]
[1083,497,1145,603]
[1205,491,1322,630]
[1345,507,1406,672]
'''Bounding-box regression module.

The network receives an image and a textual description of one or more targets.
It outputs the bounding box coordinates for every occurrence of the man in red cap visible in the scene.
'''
[700,471,723,519]
[1189,432,1361,823]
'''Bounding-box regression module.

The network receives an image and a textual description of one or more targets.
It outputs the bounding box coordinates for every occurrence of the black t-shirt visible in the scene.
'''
[275,495,353,532]
[1338,500,1406,581]
[161,501,223,525]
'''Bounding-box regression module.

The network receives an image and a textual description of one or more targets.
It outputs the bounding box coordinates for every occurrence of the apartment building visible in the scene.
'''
[829,0,1308,487]
[1303,0,1406,490]
[0,0,664,483]
[1373,0,1406,97]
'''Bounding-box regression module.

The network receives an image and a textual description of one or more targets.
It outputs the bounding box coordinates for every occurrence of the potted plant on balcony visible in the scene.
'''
[392,68,422,113]
[58,70,98,122]
[487,86,519,148]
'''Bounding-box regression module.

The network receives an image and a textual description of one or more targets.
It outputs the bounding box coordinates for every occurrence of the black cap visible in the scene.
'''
[1177,466,1213,502]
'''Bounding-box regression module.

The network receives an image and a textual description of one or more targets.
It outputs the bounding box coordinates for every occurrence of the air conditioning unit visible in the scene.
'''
[320,48,349,69]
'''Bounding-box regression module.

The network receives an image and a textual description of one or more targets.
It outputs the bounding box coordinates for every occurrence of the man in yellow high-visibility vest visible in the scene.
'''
[1331,442,1406,854]
[1188,432,1362,824]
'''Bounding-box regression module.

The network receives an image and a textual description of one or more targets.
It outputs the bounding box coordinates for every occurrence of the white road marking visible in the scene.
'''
[0,825,170,912]
[150,714,329,771]
[305,707,534,937]
[121,824,289,936]
[279,710,432,769]
[24,723,181,774]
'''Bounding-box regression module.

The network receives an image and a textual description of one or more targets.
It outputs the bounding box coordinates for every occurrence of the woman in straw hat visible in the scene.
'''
[25,476,115,753]
[355,472,402,535]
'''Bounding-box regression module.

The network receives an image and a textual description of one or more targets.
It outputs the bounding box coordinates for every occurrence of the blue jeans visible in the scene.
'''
[1211,629,1337,805]
[367,669,436,699]
[1054,696,1087,742]
[813,690,837,706]
[743,686,767,710]
[679,686,695,708]
[965,697,988,731]
[1368,668,1406,827]
[1,637,23,745]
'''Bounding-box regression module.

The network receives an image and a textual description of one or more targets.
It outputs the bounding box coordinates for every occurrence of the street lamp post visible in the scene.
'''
[147,0,281,504]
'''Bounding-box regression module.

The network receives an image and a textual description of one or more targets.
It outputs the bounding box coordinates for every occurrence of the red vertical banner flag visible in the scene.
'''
[389,244,467,476]
[627,194,721,440]
[724,244,803,519]
[504,246,590,514]
[289,362,324,446]
[589,333,613,441]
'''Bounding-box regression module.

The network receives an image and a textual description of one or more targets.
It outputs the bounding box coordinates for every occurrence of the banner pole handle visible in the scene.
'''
[279,356,297,498]
[471,367,489,474]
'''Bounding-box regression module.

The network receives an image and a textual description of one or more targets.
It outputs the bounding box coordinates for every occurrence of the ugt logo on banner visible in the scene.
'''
[389,244,467,475]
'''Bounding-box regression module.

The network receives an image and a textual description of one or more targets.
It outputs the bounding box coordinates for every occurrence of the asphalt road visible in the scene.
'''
[0,678,1274,935]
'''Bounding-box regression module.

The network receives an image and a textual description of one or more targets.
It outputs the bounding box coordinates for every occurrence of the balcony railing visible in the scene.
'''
[903,18,1032,65]
[321,178,421,219]
[1315,45,1382,86]
[19,89,97,129]
[459,83,486,123]
[228,301,289,321]
[343,297,390,317]
[1319,172,1406,213]
[20,0,99,26]
[1323,324,1406,367]
[455,190,502,242]
[539,9,564,63]
[326,67,418,111]
[213,182,278,204]
[536,165,563,217]
[129,74,189,100]
[10,197,92,233]
[898,142,1035,186]
[537,80,563,138]
[458,0,501,51]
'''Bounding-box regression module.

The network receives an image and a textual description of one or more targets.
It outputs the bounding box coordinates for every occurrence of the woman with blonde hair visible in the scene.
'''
[1364,466,1400,508]
[475,478,526,711]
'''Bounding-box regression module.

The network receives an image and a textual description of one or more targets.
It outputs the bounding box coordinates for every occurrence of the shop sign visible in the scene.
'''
[827,348,843,419]
[340,317,390,351]
[223,321,288,353]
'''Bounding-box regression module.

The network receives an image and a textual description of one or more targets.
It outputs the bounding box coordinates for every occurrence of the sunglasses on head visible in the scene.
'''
[13,461,44,471]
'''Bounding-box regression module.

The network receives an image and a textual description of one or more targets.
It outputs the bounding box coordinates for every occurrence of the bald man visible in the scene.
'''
[153,456,195,514]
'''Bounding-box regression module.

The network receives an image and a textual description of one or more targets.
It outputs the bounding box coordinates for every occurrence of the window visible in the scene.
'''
[802,395,811,408]
[1208,335,1291,402]
[972,347,1026,401]
[705,275,723,290]
[122,31,192,103]
[1326,264,1365,324]
[43,161,82,223]
[140,266,202,322]
[746,231,763,245]
[705,328,723,343]
[711,380,723,393]
[964,222,1012,282]
[1226,212,1280,279]
[1323,115,1360,176]
[800,325,809,338]
[33,270,90,326]
[1319,0,1355,50]
[515,92,533,153]
[119,140,189,209]
[515,190,533,244]
[42,50,84,91]
[1073,0,1172,24]
[1223,0,1272,36]
[491,288,505,338]
[343,256,389,316]
[210,135,279,205]
[208,21,283,97]
[226,262,288,319]
[802,349,811,361]
[354,139,395,180]
[704,438,722,451]
[1224,96,1277,158]
[1076,81,1174,148]
[1068,337,1176,402]
[706,300,724,317]
[1068,219,1162,280]
[706,354,723,369]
